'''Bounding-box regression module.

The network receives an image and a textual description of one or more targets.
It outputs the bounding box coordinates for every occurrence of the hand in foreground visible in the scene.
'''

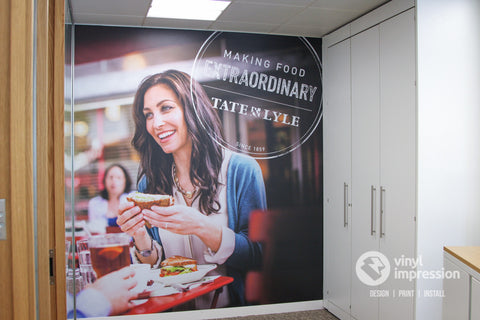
[116,201,147,238]
[87,266,138,316]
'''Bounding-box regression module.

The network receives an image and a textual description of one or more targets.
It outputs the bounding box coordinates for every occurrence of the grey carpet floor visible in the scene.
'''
[221,309,339,320]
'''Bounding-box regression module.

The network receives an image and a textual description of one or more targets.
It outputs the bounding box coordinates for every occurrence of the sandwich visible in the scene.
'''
[127,191,174,228]
[160,256,198,277]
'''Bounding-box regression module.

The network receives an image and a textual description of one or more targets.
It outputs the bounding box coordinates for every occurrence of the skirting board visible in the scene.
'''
[90,300,324,320]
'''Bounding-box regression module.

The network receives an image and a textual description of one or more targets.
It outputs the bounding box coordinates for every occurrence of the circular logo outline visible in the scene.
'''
[355,251,391,286]
[191,31,323,159]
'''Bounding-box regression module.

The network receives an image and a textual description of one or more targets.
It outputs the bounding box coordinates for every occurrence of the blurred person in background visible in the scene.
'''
[88,163,133,233]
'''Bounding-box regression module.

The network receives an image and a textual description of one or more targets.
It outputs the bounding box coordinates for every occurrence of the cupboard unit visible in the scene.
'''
[443,247,480,320]
[323,5,416,320]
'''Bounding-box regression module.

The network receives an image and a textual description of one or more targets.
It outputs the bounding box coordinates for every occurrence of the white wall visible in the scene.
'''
[417,0,480,319]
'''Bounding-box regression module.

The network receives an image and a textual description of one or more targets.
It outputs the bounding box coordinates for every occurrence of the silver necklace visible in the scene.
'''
[172,163,197,199]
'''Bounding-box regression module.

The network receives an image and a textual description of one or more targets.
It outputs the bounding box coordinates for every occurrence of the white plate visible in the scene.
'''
[148,282,181,297]
[156,264,217,286]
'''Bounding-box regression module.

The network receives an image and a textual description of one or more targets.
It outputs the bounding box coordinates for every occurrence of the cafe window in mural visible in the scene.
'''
[66,25,323,318]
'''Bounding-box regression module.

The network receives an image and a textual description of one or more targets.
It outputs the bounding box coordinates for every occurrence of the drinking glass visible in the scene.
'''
[66,268,85,295]
[76,239,91,265]
[79,264,97,284]
[76,239,97,284]
[88,233,131,278]
[65,240,71,274]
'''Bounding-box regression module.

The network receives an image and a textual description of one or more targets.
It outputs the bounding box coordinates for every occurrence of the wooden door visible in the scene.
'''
[1,1,35,318]
[0,0,14,317]
[323,38,353,319]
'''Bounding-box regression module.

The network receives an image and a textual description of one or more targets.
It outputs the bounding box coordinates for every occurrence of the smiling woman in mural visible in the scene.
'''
[116,69,267,308]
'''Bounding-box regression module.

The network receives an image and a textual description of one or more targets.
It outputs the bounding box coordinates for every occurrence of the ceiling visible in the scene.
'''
[69,0,389,38]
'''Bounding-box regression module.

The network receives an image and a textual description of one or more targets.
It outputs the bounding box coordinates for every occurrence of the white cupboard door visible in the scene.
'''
[378,9,416,320]
[442,256,470,320]
[471,277,480,320]
[323,38,352,318]
[351,26,380,320]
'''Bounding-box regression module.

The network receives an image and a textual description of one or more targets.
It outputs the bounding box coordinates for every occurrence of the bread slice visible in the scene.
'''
[127,192,174,227]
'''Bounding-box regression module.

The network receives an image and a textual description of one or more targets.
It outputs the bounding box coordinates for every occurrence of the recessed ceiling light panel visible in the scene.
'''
[147,0,231,21]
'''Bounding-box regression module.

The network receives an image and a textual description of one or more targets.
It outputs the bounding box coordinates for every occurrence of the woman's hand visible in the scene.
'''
[143,205,203,235]
[143,205,222,252]
[117,201,159,265]
[116,201,146,238]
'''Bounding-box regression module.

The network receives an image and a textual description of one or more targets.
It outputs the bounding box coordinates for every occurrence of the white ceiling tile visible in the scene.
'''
[69,0,390,38]
[219,2,304,24]
[285,7,357,27]
[208,20,277,34]
[71,0,151,16]
[232,0,314,5]
[272,24,328,37]
[73,13,146,26]
[309,0,387,11]
[143,18,213,30]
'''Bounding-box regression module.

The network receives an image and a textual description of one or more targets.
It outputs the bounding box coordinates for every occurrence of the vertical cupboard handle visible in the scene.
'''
[380,187,386,237]
[344,183,348,227]
[371,186,376,236]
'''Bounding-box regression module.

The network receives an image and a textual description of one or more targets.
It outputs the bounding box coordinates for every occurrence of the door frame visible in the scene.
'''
[1,0,65,319]
[36,0,67,318]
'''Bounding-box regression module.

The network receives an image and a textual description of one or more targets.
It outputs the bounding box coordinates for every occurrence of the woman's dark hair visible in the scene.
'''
[131,69,224,215]
[100,163,132,200]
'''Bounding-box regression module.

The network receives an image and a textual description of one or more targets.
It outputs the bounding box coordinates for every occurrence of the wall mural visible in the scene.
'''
[67,25,323,317]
